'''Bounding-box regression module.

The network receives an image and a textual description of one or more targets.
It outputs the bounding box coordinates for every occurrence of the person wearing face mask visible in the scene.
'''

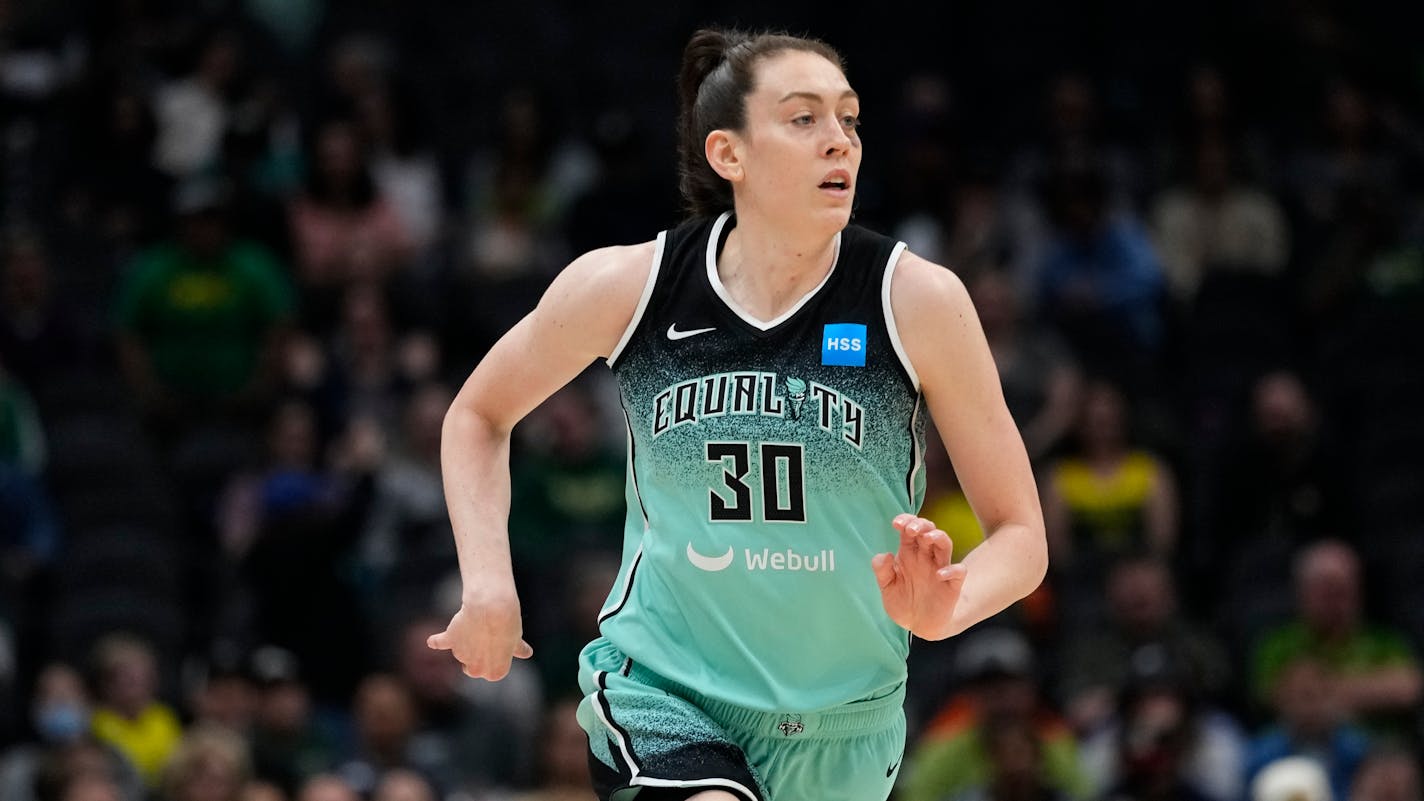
[0,663,143,801]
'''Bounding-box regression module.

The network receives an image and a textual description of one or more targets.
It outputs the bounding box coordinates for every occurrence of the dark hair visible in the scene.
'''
[677,28,845,218]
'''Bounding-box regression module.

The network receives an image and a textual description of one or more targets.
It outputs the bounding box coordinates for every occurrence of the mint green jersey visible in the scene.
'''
[597,212,927,712]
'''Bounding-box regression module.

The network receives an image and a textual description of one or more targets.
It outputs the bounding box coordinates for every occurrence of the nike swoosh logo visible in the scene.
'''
[887,760,900,777]
[667,323,717,340]
[685,542,735,571]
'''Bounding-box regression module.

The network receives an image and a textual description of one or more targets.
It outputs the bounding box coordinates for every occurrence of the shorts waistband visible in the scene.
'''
[624,660,904,740]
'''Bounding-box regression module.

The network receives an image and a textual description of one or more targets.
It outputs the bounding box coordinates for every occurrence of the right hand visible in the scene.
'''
[426,594,534,681]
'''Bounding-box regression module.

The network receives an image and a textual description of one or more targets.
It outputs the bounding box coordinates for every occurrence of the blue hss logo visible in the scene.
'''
[822,323,867,367]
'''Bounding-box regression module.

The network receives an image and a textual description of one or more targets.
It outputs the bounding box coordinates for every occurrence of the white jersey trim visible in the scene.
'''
[606,230,667,367]
[880,242,919,391]
[705,211,841,332]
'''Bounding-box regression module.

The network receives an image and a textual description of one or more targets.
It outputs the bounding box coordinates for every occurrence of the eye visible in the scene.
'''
[841,114,861,129]
[792,114,815,126]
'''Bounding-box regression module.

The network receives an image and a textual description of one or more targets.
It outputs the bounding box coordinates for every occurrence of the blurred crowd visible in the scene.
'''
[0,2,1422,801]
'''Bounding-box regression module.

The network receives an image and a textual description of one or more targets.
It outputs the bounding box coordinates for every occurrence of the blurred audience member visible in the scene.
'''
[949,717,1072,801]
[1151,135,1290,305]
[1349,748,1421,801]
[0,362,46,473]
[371,769,436,801]
[359,383,455,629]
[0,232,85,386]
[31,741,136,801]
[160,726,251,801]
[393,615,531,791]
[221,400,377,704]
[334,674,452,798]
[354,86,444,265]
[508,383,625,579]
[286,119,412,324]
[0,664,143,801]
[971,270,1083,462]
[1247,657,1370,801]
[151,31,242,179]
[1036,158,1165,380]
[240,780,288,801]
[1213,371,1341,545]
[1252,756,1333,801]
[1082,666,1246,801]
[294,774,359,801]
[188,648,259,736]
[900,628,1087,801]
[1251,541,1422,737]
[509,698,596,801]
[1058,556,1232,735]
[115,180,294,427]
[89,633,183,789]
[1042,382,1178,619]
[247,647,337,795]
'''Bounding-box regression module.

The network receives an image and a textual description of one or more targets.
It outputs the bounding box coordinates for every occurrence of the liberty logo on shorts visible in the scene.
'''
[777,715,805,737]
[821,323,867,367]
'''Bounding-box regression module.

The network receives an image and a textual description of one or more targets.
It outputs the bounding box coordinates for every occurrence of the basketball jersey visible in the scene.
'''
[598,211,927,712]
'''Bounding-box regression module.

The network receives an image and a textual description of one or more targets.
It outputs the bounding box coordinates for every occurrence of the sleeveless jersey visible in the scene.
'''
[599,211,927,712]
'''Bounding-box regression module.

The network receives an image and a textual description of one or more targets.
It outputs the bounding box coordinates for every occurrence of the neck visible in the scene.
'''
[718,213,839,322]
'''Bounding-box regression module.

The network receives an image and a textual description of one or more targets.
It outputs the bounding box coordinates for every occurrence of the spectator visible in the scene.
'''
[32,741,135,801]
[160,726,251,801]
[971,270,1083,463]
[1036,157,1166,381]
[392,615,531,792]
[1042,381,1179,619]
[899,627,1088,801]
[114,179,295,426]
[1251,540,1422,737]
[334,674,453,798]
[1084,666,1247,801]
[1349,748,1421,801]
[88,633,184,790]
[220,401,378,704]
[0,231,85,387]
[246,647,338,795]
[359,382,455,627]
[1252,757,1333,801]
[1213,371,1342,546]
[509,698,597,801]
[187,648,259,736]
[950,717,1071,801]
[295,775,359,801]
[1058,556,1232,735]
[286,118,413,324]
[1247,657,1371,801]
[150,30,242,179]
[371,770,436,801]
[0,664,143,801]
[1150,134,1290,305]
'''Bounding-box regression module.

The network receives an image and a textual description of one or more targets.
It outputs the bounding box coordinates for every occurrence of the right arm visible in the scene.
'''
[428,240,656,680]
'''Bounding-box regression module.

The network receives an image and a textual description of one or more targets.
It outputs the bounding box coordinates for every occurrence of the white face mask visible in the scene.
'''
[34,701,90,743]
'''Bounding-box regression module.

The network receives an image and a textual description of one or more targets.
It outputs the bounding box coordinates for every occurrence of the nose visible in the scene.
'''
[824,120,852,157]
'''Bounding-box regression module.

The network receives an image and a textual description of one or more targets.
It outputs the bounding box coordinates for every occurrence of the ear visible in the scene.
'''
[705,129,745,184]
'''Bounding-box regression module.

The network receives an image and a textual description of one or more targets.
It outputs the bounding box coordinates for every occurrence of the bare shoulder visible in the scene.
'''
[888,250,976,338]
[534,239,660,361]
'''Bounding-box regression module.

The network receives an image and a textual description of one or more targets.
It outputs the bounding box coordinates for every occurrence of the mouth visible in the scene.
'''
[819,170,852,194]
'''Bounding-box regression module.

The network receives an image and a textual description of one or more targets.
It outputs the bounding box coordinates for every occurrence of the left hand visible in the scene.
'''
[871,513,967,640]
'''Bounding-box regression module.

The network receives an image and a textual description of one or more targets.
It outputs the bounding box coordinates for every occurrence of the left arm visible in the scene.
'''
[879,252,1048,640]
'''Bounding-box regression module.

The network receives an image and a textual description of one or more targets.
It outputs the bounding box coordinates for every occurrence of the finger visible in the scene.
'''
[871,552,897,589]
[921,529,953,567]
[427,631,452,651]
[937,563,968,583]
[514,639,534,659]
[892,513,916,531]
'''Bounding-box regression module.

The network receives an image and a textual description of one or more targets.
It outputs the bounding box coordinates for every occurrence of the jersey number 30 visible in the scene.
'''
[706,442,806,523]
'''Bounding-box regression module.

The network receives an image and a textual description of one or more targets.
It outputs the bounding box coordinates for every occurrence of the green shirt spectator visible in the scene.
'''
[117,186,293,406]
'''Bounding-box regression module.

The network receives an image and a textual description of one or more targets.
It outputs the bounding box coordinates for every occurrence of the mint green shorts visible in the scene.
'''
[576,637,906,801]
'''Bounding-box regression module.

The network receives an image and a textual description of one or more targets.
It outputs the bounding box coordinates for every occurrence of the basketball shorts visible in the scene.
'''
[576,637,906,801]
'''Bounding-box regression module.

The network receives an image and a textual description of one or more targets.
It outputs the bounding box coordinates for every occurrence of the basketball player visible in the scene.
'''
[429,28,1047,801]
